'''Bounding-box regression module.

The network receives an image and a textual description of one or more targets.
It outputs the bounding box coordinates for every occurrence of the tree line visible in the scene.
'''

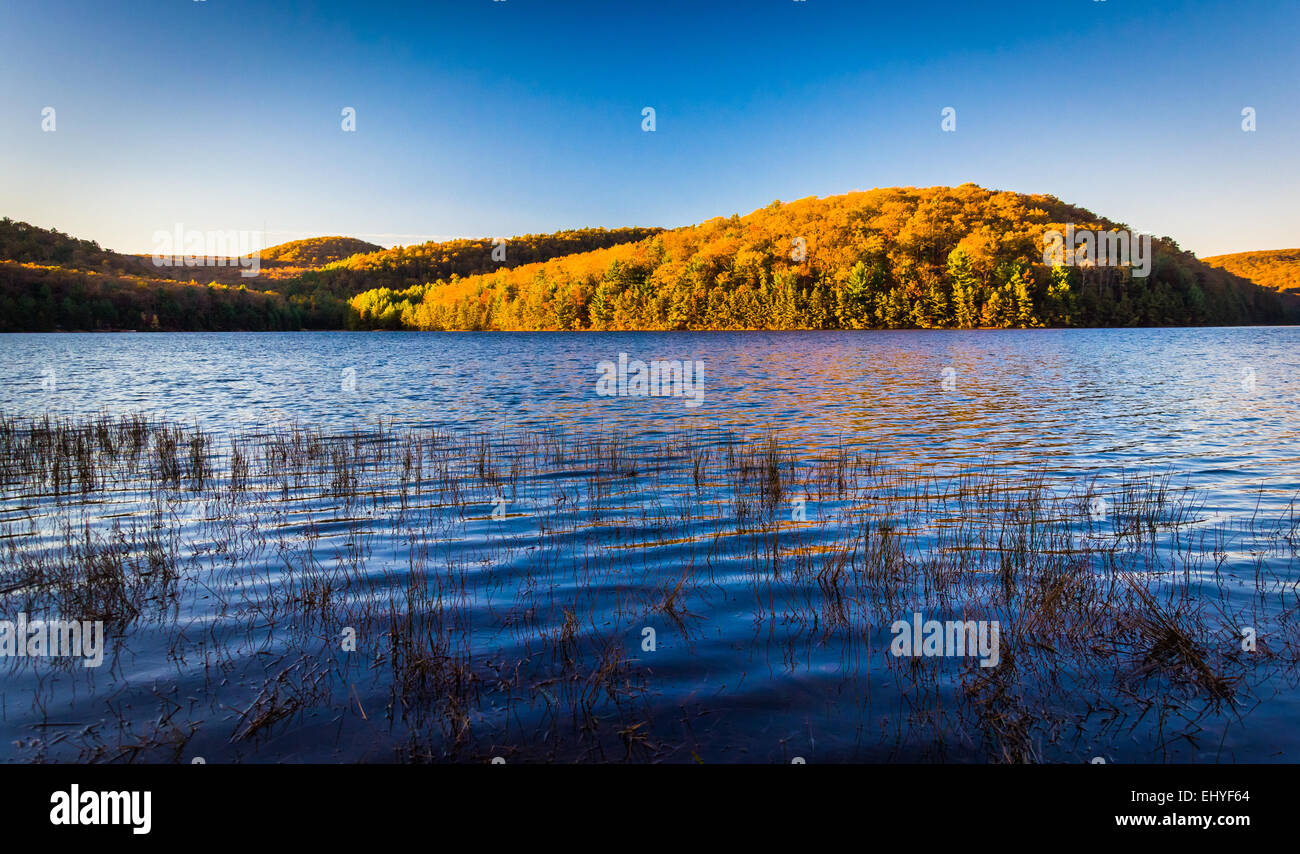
[2,189,1294,332]
[347,186,1293,331]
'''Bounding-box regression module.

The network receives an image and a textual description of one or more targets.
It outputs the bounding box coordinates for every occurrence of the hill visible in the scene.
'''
[282,227,663,299]
[4,189,1296,332]
[0,261,302,332]
[0,217,147,274]
[0,219,325,330]
[261,236,384,266]
[346,185,1294,330]
[1202,249,1300,295]
[0,218,376,282]
[0,221,663,331]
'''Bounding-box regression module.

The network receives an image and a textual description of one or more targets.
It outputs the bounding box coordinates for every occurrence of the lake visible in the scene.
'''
[1,329,1298,762]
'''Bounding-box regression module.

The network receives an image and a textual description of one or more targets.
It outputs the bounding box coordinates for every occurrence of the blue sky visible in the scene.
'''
[1,0,1297,256]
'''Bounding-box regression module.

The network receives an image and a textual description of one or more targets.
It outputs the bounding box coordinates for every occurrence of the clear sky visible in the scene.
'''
[2,0,1297,256]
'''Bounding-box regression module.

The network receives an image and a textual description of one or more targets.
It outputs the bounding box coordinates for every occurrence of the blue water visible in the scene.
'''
[1,329,1298,763]
[6,328,1297,483]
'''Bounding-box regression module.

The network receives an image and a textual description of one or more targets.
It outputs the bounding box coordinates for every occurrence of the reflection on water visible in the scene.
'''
[6,328,1297,485]
[1,329,1298,762]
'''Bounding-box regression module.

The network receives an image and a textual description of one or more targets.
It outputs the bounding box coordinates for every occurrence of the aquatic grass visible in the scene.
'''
[0,414,1297,762]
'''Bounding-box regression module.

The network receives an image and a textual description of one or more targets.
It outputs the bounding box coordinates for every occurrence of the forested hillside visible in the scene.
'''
[282,227,663,297]
[0,262,303,332]
[0,222,663,330]
[3,188,1294,332]
[347,185,1292,330]
[261,236,384,265]
[1203,248,1300,295]
[1,217,149,274]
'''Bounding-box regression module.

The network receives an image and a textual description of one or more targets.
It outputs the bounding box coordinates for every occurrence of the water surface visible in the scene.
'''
[1,329,1298,762]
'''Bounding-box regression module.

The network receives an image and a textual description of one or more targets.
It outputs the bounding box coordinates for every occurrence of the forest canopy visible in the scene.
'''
[2,188,1295,332]
[260,236,383,266]
[1203,248,1300,295]
[345,185,1294,331]
[0,221,663,331]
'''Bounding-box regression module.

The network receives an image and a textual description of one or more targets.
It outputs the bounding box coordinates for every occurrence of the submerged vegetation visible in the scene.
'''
[2,414,1297,762]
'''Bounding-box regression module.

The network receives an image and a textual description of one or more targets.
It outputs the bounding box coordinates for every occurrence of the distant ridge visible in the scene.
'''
[261,236,384,266]
[1203,248,1300,295]
[0,216,140,273]
[290,227,665,298]
[3,188,1297,331]
[0,219,382,277]
[0,218,665,330]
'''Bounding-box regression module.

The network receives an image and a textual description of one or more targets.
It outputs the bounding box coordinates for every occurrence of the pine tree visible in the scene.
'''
[946,248,980,328]
[1046,264,1074,326]
[837,262,873,329]
[1010,264,1037,328]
